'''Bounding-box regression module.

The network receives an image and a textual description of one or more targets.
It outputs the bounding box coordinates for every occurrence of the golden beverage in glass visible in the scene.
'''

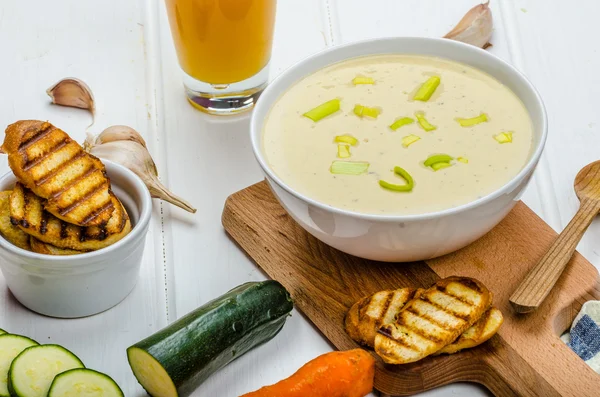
[164,0,277,115]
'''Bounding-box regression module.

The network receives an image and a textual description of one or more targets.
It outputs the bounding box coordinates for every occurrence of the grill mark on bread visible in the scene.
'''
[387,337,421,352]
[56,181,110,215]
[378,326,421,352]
[458,278,484,293]
[47,164,95,197]
[9,184,131,251]
[18,123,53,151]
[76,198,114,227]
[435,307,504,356]
[418,294,473,321]
[35,151,87,187]
[345,288,419,348]
[59,222,68,239]
[346,286,503,360]
[40,212,48,235]
[378,324,393,337]
[399,310,447,343]
[374,277,492,364]
[23,138,70,172]
[404,305,457,331]
[378,292,394,326]
[4,121,115,226]
[436,285,478,307]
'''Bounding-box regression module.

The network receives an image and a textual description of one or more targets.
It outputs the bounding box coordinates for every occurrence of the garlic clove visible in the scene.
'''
[86,126,197,214]
[444,1,493,49]
[47,78,95,125]
[93,125,148,148]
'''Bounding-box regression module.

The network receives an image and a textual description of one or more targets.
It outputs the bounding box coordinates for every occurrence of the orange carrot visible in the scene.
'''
[240,349,375,397]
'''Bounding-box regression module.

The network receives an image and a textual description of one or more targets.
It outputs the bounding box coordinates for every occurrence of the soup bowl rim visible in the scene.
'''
[251,36,547,222]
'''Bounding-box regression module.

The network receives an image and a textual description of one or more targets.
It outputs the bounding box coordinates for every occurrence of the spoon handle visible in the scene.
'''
[510,198,600,313]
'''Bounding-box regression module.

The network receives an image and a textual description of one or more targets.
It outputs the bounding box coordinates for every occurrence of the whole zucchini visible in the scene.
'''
[127,280,293,397]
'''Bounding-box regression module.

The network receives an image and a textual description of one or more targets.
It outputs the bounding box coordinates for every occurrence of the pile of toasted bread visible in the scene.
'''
[345,276,503,364]
[0,120,131,255]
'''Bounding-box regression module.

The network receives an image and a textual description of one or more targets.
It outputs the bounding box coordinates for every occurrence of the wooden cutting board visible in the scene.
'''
[221,181,600,397]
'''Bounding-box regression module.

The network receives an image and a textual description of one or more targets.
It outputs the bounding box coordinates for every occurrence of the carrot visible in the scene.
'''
[240,349,375,397]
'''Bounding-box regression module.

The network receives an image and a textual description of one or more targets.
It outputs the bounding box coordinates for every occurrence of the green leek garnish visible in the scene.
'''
[413,76,441,101]
[457,157,469,163]
[431,162,452,171]
[337,144,351,158]
[330,161,369,175]
[415,112,437,131]
[379,166,414,192]
[456,113,488,127]
[424,154,454,167]
[494,132,513,143]
[354,104,381,119]
[352,76,375,85]
[334,135,358,146]
[401,134,420,148]
[389,117,415,131]
[303,99,341,121]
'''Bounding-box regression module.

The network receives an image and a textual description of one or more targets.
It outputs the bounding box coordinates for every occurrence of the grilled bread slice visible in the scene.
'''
[0,191,31,250]
[10,182,131,251]
[2,120,114,226]
[29,237,82,256]
[436,307,503,355]
[374,277,492,364]
[345,288,418,347]
[346,289,503,354]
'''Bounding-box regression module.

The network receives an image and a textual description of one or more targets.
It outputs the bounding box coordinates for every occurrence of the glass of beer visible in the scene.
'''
[164,0,277,115]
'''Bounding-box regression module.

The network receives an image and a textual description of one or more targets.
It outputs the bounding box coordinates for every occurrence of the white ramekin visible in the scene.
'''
[251,37,547,262]
[0,160,152,317]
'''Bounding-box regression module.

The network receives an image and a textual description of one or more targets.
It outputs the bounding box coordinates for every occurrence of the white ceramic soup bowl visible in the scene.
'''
[0,160,152,317]
[251,37,547,262]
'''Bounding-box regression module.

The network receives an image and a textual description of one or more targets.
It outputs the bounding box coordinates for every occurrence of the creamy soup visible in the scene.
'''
[262,55,534,215]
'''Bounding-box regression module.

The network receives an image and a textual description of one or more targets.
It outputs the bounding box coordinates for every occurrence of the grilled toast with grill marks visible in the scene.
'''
[345,288,418,347]
[374,277,492,364]
[29,237,82,255]
[10,182,131,251]
[435,307,503,355]
[345,287,503,354]
[0,191,30,250]
[2,120,114,227]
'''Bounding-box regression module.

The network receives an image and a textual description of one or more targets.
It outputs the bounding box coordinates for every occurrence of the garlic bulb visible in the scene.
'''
[91,125,148,148]
[444,1,493,49]
[47,78,95,125]
[85,126,197,213]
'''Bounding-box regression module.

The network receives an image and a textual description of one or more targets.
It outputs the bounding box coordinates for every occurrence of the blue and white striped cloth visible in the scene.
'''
[561,301,600,373]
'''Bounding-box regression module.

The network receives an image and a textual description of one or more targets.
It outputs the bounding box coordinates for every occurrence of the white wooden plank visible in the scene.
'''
[0,0,167,395]
[501,0,600,265]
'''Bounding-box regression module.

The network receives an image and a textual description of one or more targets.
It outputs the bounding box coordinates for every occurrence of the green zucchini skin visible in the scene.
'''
[48,368,124,397]
[128,280,293,397]
[0,330,5,336]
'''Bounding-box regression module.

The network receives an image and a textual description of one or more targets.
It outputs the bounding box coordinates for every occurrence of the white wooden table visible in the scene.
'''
[0,0,597,395]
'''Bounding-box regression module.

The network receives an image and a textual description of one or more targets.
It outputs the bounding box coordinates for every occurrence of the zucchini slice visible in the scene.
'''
[127,280,293,397]
[48,368,123,397]
[0,334,38,397]
[8,344,84,397]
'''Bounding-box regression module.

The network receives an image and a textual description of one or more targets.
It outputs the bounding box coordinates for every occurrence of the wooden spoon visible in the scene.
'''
[510,160,600,313]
